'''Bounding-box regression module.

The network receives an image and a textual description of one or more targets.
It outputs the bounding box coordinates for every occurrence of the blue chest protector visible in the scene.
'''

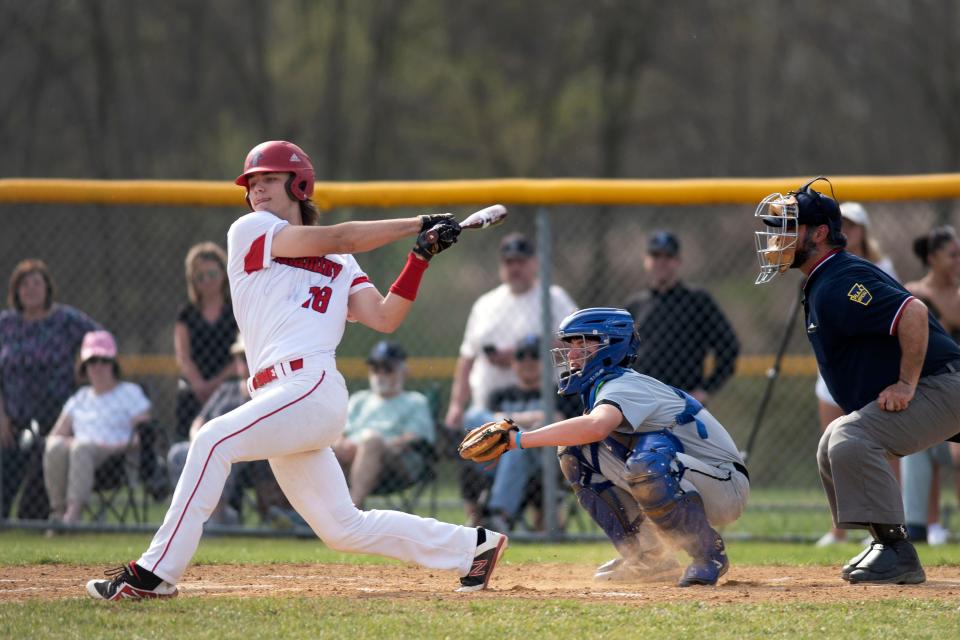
[580,367,629,413]
[669,386,709,440]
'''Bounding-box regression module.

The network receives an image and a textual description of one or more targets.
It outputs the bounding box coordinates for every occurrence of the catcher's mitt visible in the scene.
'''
[458,418,519,463]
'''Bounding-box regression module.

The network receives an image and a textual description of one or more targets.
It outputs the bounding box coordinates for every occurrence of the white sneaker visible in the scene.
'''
[928,523,949,546]
[593,553,680,583]
[815,531,844,547]
[487,513,512,536]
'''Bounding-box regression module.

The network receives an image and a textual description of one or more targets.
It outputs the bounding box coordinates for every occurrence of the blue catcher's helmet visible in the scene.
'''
[553,308,639,396]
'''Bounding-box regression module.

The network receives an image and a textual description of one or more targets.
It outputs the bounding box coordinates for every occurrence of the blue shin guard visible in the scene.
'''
[625,444,727,586]
[559,446,648,558]
[667,493,728,586]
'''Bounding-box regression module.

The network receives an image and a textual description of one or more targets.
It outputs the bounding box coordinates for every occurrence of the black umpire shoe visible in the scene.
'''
[846,540,926,585]
[841,541,877,581]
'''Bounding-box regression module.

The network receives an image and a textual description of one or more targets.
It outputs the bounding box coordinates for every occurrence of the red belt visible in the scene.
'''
[251,358,304,391]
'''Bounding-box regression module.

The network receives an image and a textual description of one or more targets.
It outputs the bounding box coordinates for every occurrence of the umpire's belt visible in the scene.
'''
[249,358,304,392]
[929,358,960,377]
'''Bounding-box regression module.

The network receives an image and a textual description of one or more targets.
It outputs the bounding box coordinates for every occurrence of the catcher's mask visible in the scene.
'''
[552,308,639,396]
[754,176,840,284]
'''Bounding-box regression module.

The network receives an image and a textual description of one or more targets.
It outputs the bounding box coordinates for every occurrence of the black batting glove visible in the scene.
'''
[412,222,461,261]
[418,213,457,234]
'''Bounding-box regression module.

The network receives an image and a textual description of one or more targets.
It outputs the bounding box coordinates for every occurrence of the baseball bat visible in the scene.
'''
[424,204,509,243]
[459,204,508,230]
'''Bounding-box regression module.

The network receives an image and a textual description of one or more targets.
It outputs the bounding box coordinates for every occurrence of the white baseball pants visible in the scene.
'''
[138,360,476,584]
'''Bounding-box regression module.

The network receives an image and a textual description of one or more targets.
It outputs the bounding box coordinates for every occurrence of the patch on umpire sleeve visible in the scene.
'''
[847,283,872,306]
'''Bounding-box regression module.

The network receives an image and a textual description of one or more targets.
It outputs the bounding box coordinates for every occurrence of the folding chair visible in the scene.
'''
[87,420,167,525]
[517,471,587,534]
[88,448,143,524]
[369,439,439,517]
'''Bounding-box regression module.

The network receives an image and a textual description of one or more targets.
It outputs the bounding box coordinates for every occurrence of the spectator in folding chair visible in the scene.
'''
[464,335,581,534]
[168,334,300,526]
[444,233,578,525]
[332,341,435,510]
[43,330,151,526]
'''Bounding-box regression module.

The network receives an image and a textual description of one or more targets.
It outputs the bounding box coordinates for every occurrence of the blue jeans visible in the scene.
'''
[901,442,954,525]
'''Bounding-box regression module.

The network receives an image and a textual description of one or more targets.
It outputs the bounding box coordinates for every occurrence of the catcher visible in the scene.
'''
[459,307,750,586]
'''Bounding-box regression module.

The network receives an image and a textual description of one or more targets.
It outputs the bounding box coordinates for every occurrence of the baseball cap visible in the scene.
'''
[647,230,680,256]
[514,335,540,359]
[796,187,842,231]
[80,330,118,362]
[762,180,842,232]
[839,202,870,228]
[500,233,535,259]
[366,341,407,365]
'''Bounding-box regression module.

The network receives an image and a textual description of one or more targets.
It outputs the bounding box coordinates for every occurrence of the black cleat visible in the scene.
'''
[86,561,178,601]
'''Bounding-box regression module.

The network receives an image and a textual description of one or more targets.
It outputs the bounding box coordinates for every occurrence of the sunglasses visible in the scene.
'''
[515,351,539,361]
[85,357,113,366]
[194,268,222,283]
[647,251,677,259]
[369,363,396,374]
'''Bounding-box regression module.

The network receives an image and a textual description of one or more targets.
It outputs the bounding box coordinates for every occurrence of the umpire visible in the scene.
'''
[754,177,960,585]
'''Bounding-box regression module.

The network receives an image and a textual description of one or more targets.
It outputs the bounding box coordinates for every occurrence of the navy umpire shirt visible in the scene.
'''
[803,250,960,414]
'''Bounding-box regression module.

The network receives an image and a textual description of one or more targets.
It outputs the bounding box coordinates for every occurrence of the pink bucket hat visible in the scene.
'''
[80,330,118,362]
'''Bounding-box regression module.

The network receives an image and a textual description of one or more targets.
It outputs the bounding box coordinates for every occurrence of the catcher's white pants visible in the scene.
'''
[591,438,749,528]
[138,359,476,584]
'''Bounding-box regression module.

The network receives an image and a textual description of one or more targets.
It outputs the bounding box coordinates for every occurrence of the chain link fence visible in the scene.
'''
[0,196,957,538]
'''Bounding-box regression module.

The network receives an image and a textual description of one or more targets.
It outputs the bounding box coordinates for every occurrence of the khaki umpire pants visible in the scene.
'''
[817,371,960,527]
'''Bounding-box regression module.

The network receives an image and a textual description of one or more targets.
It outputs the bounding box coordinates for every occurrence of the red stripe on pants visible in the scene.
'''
[151,372,326,573]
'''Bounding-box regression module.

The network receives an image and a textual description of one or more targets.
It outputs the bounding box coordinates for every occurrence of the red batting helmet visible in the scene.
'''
[235,140,315,202]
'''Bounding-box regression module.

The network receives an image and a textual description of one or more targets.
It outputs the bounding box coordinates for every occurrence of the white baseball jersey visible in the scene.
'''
[226,210,375,374]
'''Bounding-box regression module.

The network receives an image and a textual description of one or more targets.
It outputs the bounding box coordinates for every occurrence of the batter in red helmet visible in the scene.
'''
[86,140,508,600]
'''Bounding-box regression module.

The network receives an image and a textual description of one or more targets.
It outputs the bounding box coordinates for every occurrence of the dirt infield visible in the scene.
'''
[3,563,960,604]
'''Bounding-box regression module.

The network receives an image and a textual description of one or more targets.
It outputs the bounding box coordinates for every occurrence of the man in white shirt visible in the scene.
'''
[444,233,577,524]
[445,233,577,425]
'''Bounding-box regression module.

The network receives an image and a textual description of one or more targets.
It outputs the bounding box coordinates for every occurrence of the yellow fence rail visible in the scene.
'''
[8,174,949,381]
[3,174,960,208]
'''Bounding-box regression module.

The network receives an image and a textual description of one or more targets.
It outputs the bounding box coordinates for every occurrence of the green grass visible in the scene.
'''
[102,483,854,542]
[1,594,959,639]
[0,599,954,640]
[2,531,960,639]
[63,472,960,543]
